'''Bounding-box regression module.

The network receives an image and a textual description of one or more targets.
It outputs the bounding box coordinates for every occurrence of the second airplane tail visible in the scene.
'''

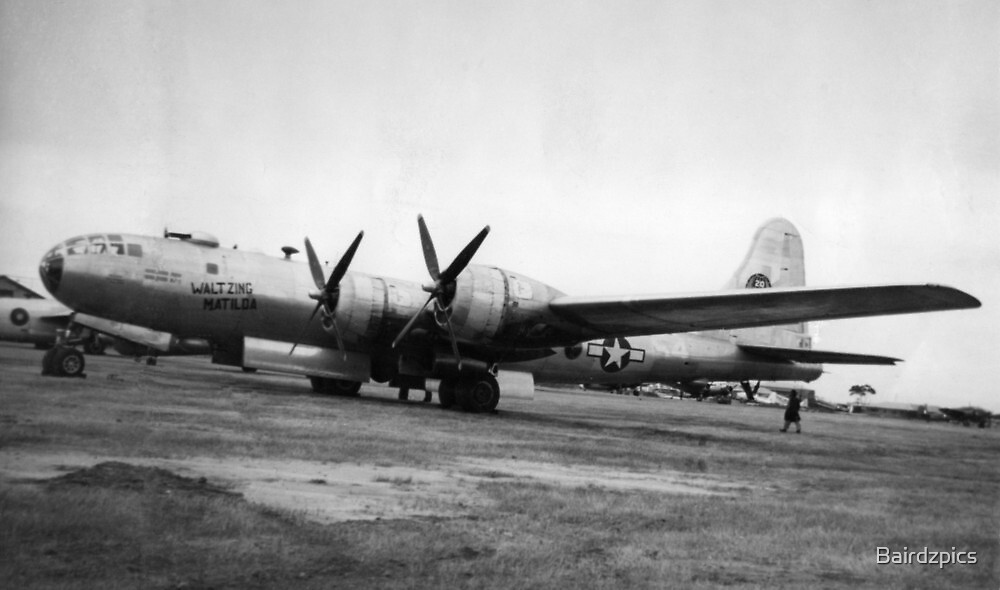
[725,218,812,349]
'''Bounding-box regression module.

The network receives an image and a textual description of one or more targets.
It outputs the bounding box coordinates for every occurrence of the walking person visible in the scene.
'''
[780,390,802,433]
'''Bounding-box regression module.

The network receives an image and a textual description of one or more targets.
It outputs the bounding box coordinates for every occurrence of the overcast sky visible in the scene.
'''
[1,1,996,410]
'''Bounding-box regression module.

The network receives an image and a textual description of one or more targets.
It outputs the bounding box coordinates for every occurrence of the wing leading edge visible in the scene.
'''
[549,284,980,338]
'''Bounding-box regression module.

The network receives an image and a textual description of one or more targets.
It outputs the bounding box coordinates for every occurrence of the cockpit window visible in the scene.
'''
[51,235,140,257]
[87,235,108,254]
[107,234,125,255]
[65,237,87,256]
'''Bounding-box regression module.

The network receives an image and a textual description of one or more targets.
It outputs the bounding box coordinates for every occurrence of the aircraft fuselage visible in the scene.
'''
[510,332,822,387]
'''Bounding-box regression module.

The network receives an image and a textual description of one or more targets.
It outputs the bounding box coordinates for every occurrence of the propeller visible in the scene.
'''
[289,231,364,357]
[391,215,490,370]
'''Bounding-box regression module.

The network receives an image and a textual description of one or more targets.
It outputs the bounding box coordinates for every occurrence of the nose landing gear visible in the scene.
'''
[41,346,86,378]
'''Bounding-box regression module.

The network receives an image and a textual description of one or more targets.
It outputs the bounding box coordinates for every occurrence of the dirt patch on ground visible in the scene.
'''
[455,457,749,495]
[2,449,750,524]
[47,461,241,498]
[0,451,487,523]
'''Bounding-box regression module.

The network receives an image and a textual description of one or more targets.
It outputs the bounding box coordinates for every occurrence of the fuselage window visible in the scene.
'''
[206,263,219,275]
[108,234,125,255]
[87,235,108,254]
[126,244,143,257]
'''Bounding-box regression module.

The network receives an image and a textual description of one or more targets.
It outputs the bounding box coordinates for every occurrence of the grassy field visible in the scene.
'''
[1,342,997,589]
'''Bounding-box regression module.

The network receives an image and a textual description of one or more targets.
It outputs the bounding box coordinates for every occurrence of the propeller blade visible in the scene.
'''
[329,316,347,361]
[295,232,364,356]
[326,231,364,291]
[392,292,435,348]
[417,215,440,281]
[290,300,324,355]
[303,237,326,291]
[440,225,490,283]
[442,312,463,371]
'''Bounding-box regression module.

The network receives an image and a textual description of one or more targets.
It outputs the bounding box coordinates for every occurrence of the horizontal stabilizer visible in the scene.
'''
[549,284,981,338]
[738,344,901,366]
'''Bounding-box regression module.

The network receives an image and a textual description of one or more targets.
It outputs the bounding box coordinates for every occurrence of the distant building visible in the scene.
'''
[0,276,45,299]
[851,401,946,422]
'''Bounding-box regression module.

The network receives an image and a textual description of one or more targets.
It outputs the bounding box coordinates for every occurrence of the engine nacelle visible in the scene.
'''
[322,272,387,344]
[447,265,567,347]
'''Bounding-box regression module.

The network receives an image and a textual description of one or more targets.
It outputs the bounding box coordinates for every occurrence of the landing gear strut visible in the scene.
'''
[740,380,760,403]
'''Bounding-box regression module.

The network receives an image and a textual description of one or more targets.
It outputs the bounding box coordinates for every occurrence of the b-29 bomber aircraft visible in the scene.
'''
[37,217,980,413]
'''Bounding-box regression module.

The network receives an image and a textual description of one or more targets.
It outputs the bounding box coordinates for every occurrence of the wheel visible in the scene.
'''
[145,357,157,366]
[241,367,258,373]
[398,387,410,401]
[309,377,362,396]
[458,375,500,413]
[41,347,59,375]
[52,347,85,377]
[438,379,457,409]
[327,379,362,396]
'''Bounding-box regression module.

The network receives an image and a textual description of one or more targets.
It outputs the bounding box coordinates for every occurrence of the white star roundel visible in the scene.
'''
[586,337,646,373]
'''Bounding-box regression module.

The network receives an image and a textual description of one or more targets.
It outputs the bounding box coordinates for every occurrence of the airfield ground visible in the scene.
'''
[0,342,997,589]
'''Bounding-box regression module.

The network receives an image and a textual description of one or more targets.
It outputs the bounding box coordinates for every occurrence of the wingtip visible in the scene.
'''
[926,284,982,310]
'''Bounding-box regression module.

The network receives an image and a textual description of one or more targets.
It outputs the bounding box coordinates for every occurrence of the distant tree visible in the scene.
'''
[849,384,876,405]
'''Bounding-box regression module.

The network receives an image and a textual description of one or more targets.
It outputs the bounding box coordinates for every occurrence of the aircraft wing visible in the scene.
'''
[737,344,901,365]
[549,284,981,338]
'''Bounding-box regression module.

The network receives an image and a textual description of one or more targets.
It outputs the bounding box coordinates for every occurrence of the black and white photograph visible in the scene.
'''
[1,1,996,588]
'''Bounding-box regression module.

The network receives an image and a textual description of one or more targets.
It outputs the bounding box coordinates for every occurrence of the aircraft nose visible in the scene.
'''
[39,249,64,294]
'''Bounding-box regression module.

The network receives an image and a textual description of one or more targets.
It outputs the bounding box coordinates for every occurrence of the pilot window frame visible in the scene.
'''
[107,234,125,255]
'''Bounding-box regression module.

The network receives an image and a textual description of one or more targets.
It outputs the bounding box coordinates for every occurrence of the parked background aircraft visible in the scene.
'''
[939,406,993,428]
[0,277,108,354]
[36,217,979,413]
[0,275,212,371]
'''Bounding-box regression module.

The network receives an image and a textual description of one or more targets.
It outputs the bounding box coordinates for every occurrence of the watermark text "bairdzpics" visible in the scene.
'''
[877,547,977,568]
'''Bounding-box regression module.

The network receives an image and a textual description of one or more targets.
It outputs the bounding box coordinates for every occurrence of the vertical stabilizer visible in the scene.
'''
[725,218,812,349]
[724,218,805,290]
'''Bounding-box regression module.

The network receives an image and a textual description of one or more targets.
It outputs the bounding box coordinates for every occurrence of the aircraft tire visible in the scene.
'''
[438,380,457,409]
[458,375,500,414]
[327,379,362,396]
[41,347,59,375]
[398,387,409,401]
[52,347,85,378]
[241,367,258,373]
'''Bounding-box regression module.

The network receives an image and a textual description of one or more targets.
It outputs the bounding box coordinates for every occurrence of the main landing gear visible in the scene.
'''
[41,346,86,378]
[438,374,500,414]
[309,376,362,396]
[307,372,499,414]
